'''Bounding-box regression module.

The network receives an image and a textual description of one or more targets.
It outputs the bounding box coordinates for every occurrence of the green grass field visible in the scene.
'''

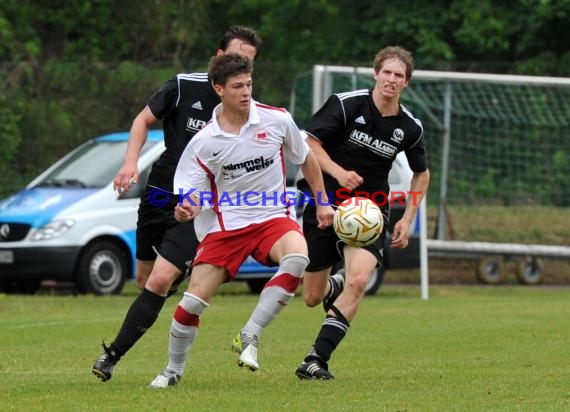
[1,282,569,412]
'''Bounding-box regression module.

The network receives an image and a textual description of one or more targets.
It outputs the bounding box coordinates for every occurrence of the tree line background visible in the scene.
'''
[1,0,569,199]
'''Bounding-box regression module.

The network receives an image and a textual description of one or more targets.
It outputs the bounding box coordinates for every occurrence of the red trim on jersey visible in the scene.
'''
[196,156,225,231]
[264,272,302,293]
[255,102,287,113]
[174,305,200,327]
[279,148,292,217]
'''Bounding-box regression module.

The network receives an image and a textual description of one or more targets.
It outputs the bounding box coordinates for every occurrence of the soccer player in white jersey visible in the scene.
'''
[150,53,335,388]
[92,26,262,384]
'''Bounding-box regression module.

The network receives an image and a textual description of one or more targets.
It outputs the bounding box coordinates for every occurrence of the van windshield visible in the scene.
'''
[36,140,158,188]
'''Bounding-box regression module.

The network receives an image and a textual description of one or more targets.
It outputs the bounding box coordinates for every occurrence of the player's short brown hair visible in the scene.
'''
[209,53,254,86]
[219,26,262,60]
[373,46,414,81]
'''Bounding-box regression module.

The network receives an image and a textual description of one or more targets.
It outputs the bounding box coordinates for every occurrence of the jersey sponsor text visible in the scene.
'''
[349,129,398,157]
[186,117,207,132]
[222,156,274,173]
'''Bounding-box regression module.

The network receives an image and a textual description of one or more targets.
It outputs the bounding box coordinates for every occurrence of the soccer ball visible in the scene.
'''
[333,197,383,247]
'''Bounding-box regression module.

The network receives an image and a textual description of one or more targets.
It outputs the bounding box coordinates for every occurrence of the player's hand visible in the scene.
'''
[113,162,139,194]
[336,170,364,191]
[391,219,410,248]
[315,205,335,229]
[174,204,200,222]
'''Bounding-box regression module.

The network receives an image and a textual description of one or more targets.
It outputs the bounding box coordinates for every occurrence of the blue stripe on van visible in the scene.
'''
[96,130,163,143]
[0,187,98,227]
[114,228,137,279]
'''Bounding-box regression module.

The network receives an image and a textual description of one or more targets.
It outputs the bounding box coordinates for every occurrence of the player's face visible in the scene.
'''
[374,57,409,99]
[216,73,252,114]
[218,39,257,61]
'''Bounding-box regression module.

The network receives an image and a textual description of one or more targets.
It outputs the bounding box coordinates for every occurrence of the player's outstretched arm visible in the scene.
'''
[114,106,158,193]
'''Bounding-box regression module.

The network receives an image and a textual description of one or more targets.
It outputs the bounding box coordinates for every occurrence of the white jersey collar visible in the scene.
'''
[210,99,260,137]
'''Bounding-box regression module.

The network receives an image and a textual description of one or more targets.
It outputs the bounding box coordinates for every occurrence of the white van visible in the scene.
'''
[0,131,161,294]
[0,131,419,295]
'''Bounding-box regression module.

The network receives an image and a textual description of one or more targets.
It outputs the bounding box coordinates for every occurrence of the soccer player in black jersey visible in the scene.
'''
[295,46,430,380]
[92,26,262,382]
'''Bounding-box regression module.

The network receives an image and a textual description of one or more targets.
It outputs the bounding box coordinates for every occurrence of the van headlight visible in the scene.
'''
[31,219,75,241]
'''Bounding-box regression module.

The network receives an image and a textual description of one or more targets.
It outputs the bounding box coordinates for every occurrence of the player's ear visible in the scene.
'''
[373,69,381,81]
[213,83,224,97]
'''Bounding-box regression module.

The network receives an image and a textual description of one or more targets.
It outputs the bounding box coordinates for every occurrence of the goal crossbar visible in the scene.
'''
[313,65,570,86]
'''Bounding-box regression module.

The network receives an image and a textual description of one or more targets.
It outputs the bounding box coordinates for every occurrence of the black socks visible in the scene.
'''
[307,313,349,363]
[108,288,167,357]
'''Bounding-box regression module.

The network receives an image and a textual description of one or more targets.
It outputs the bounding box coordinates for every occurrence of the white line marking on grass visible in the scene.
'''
[5,317,125,329]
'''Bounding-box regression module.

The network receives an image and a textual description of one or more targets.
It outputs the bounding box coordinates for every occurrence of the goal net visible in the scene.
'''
[290,66,570,208]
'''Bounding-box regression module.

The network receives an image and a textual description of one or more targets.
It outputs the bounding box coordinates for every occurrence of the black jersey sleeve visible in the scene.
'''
[147,76,179,119]
[304,95,346,144]
[404,131,428,172]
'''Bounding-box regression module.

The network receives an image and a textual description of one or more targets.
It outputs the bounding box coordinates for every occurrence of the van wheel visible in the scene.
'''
[75,241,127,295]
[330,261,386,296]
[246,278,268,294]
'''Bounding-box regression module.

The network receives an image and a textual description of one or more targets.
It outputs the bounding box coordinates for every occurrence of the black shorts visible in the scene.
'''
[302,205,386,272]
[136,186,200,273]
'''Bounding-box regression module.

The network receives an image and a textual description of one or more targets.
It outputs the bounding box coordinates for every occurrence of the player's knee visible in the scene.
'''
[303,288,325,307]
[303,294,322,308]
[145,270,181,296]
[346,271,369,296]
